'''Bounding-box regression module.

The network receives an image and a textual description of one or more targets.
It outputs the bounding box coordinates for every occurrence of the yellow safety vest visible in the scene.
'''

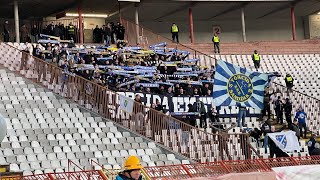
[68,26,75,32]
[171,25,179,33]
[253,53,260,61]
[286,76,293,82]
[213,36,219,43]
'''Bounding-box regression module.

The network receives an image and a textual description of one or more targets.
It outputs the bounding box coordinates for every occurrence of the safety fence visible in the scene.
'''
[0,43,256,162]
[5,156,317,179]
[143,156,320,179]
[121,18,216,68]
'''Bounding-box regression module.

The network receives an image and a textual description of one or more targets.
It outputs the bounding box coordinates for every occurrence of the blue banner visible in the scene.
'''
[212,60,268,110]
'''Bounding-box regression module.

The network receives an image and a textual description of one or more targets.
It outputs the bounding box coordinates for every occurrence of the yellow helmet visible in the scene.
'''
[124,156,143,171]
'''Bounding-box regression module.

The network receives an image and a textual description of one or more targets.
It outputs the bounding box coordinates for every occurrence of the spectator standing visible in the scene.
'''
[116,22,125,41]
[295,106,307,138]
[212,33,220,53]
[3,20,9,42]
[67,23,75,40]
[104,23,112,46]
[171,23,179,43]
[274,96,284,124]
[20,24,29,43]
[237,106,246,128]
[283,98,293,127]
[30,24,39,43]
[53,25,61,38]
[261,118,271,153]
[93,25,101,43]
[290,119,300,140]
[252,50,261,71]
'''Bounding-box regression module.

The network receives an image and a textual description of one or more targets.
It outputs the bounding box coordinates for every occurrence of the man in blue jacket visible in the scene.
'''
[295,106,307,138]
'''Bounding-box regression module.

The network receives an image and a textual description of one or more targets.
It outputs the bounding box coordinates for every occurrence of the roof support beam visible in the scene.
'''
[155,2,198,20]
[257,0,302,19]
[206,2,249,20]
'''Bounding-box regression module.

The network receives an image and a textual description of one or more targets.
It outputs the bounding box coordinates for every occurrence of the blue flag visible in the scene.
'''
[212,60,268,110]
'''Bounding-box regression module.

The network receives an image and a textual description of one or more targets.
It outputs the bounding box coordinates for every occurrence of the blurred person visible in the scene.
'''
[252,50,260,71]
[295,106,307,138]
[284,98,293,128]
[261,118,271,153]
[212,33,220,53]
[171,23,179,43]
[3,20,9,42]
[237,106,247,128]
[30,24,39,43]
[290,119,300,140]
[284,73,294,93]
[310,143,320,156]
[308,134,316,154]
[274,96,284,124]
[20,24,29,43]
[104,23,112,45]
[115,156,143,180]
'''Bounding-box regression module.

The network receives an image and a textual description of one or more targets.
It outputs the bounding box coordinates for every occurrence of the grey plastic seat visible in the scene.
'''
[6,156,17,163]
[57,152,66,160]
[13,148,24,155]
[44,146,54,153]
[76,152,85,159]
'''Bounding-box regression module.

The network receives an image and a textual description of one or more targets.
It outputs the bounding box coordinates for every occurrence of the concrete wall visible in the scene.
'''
[309,14,320,39]
[140,17,305,43]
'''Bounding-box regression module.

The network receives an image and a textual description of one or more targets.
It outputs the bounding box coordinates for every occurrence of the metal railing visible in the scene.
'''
[0,43,254,162]
[271,82,320,134]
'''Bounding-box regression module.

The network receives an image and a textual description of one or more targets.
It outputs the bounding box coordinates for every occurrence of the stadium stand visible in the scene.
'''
[0,61,190,174]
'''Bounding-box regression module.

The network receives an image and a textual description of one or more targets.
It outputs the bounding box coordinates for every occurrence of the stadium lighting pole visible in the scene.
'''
[135,3,140,45]
[78,3,84,43]
[241,7,247,42]
[14,0,20,43]
[291,5,296,40]
[189,7,195,44]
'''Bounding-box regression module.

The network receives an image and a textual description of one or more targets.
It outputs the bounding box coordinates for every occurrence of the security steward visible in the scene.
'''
[171,23,179,43]
[212,33,220,54]
[115,156,143,180]
[252,50,260,71]
[68,23,75,41]
[284,74,294,92]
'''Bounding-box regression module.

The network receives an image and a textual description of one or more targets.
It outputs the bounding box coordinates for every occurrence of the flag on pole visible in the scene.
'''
[267,131,300,152]
[212,60,268,110]
[119,95,134,115]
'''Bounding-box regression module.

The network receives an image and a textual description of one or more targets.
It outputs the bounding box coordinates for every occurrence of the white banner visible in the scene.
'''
[272,165,320,180]
[267,131,300,152]
[119,95,134,115]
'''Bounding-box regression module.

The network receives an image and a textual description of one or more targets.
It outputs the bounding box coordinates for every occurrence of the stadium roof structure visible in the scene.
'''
[0,0,320,20]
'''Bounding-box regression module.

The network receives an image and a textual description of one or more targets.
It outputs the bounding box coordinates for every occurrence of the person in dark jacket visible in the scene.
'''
[274,96,284,124]
[307,134,316,154]
[268,125,286,158]
[284,98,293,128]
[115,156,143,180]
[310,143,320,156]
[3,20,10,42]
[261,119,271,153]
[290,119,300,140]
[104,23,112,45]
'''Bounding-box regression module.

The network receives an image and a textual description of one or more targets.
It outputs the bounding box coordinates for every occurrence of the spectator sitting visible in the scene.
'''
[308,134,316,154]
[310,143,320,156]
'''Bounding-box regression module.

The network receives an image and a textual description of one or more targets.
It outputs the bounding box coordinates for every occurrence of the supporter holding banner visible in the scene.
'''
[119,95,134,115]
[267,131,300,152]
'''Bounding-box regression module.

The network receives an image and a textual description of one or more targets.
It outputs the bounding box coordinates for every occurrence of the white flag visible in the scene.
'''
[267,131,300,152]
[119,95,134,115]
